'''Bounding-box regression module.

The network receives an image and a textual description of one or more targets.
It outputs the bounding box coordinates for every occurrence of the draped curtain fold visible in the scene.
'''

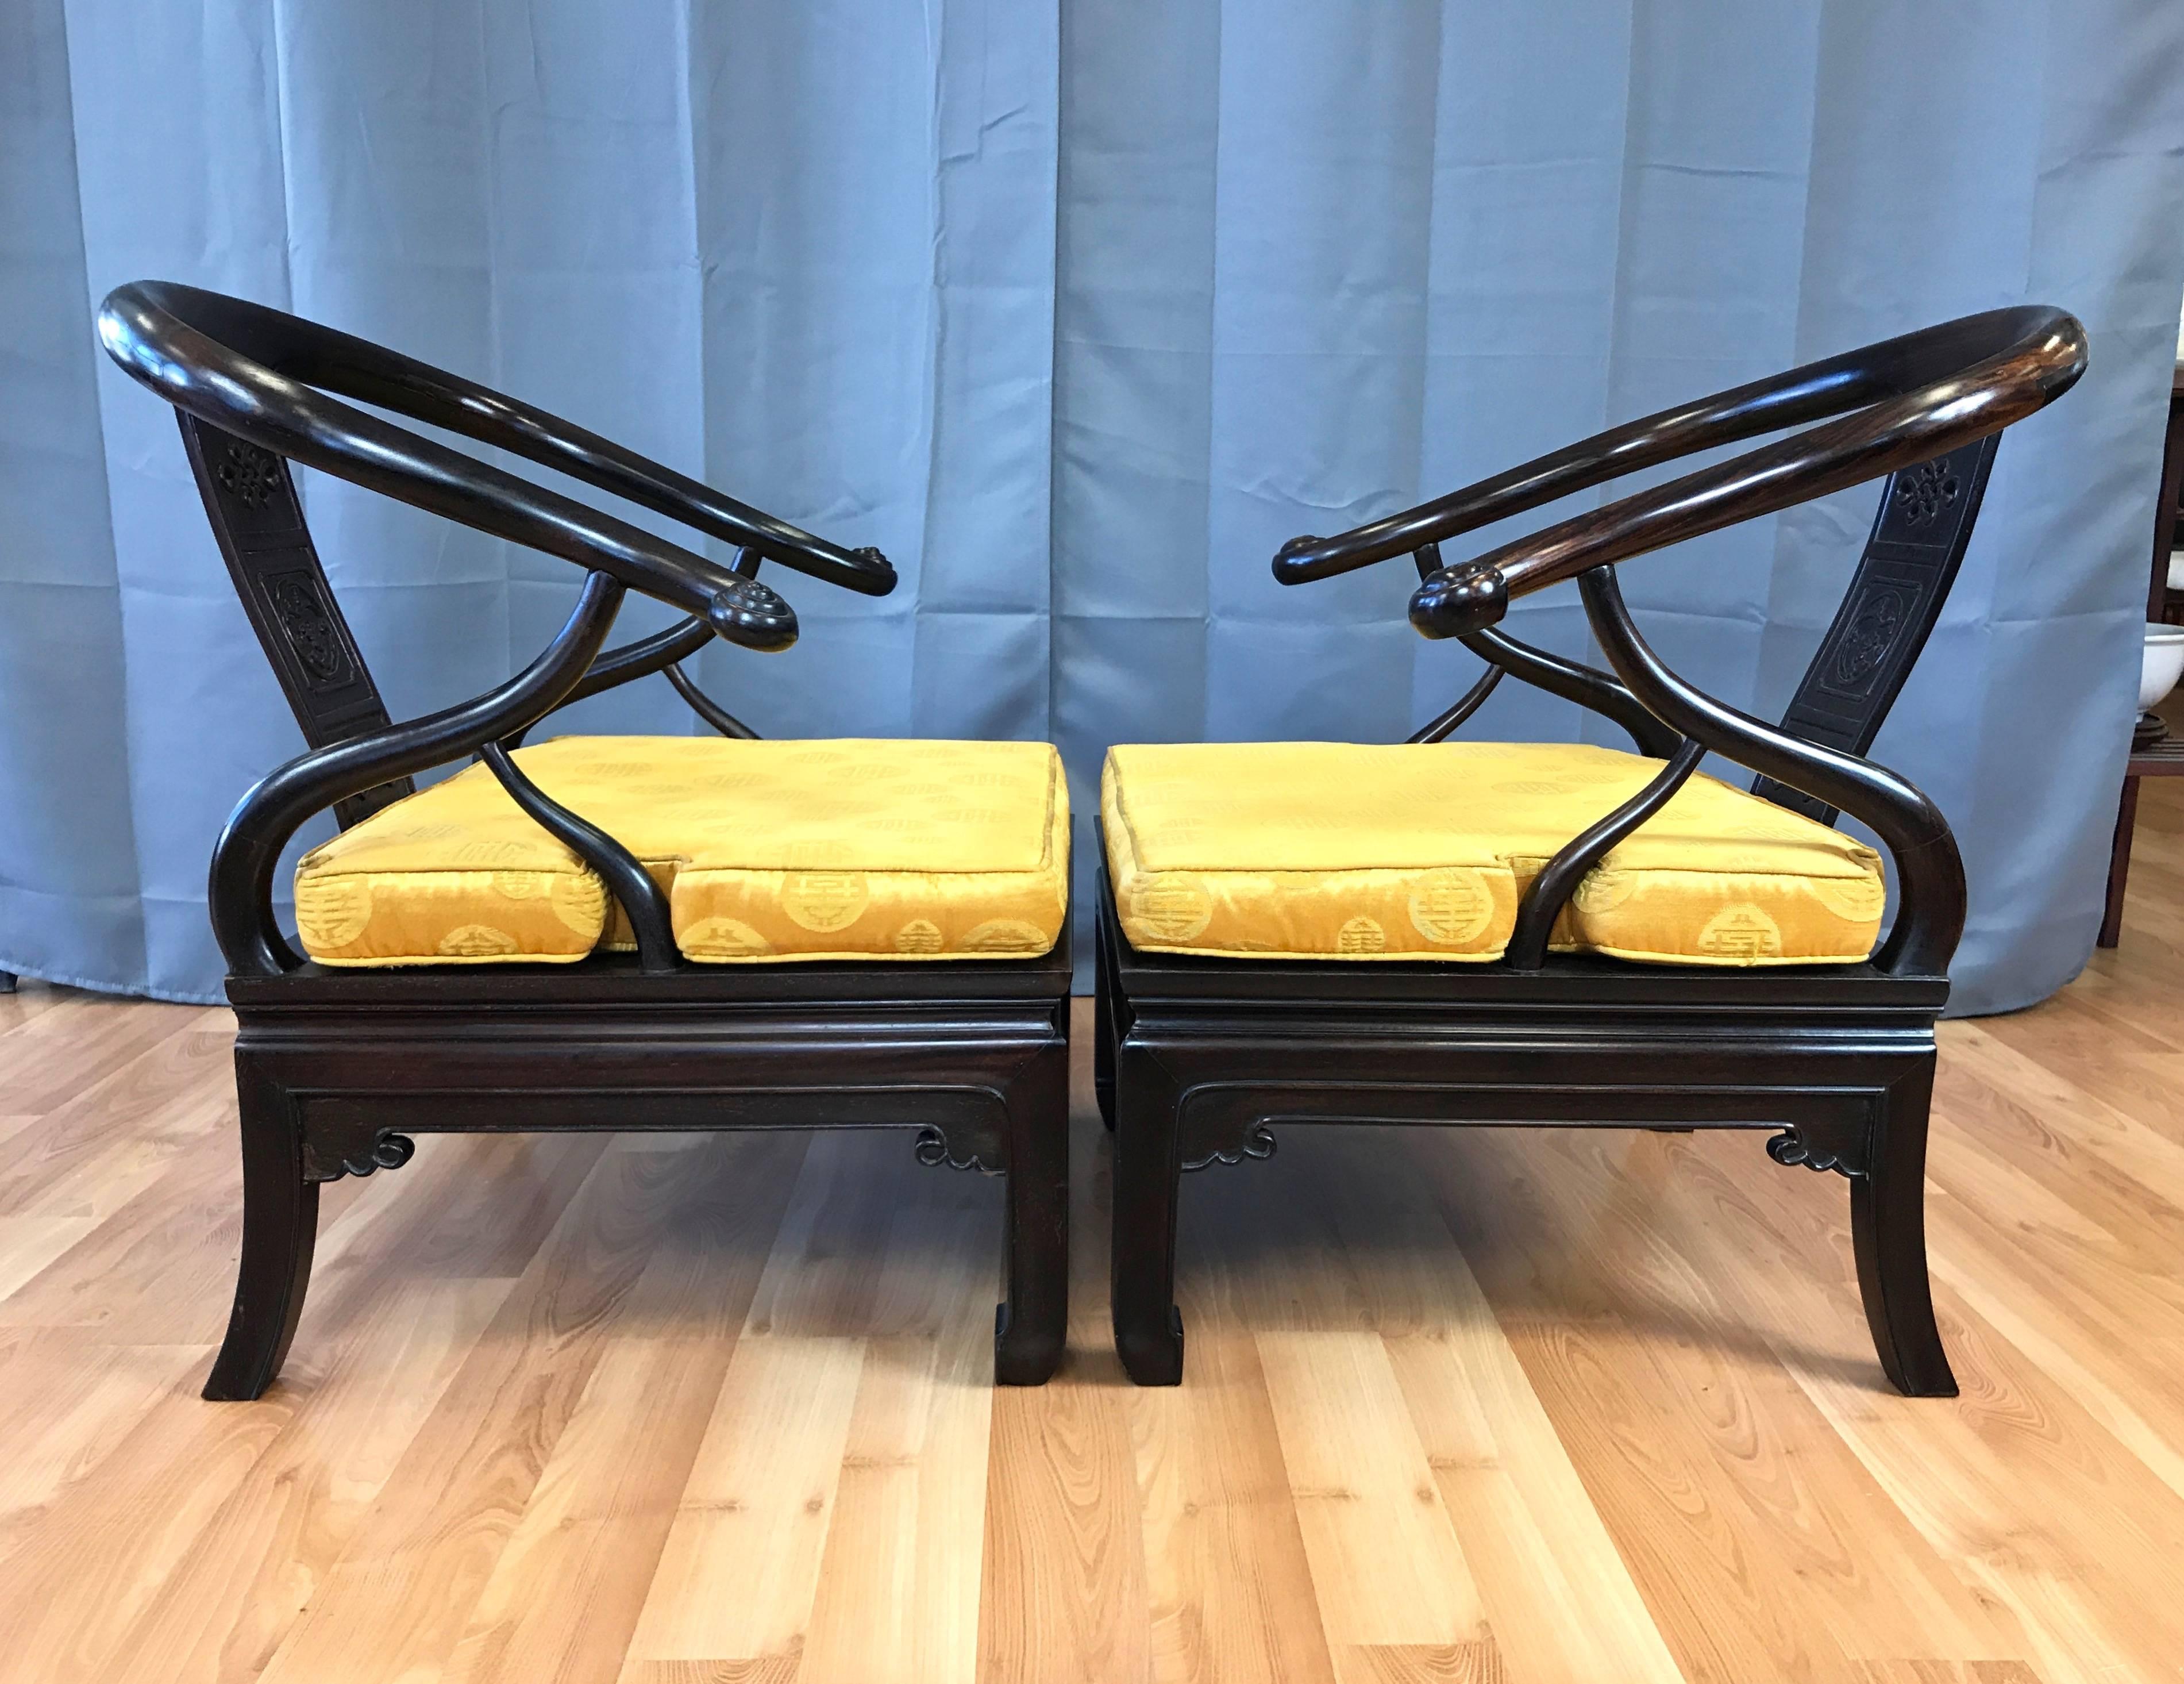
[3,0,2179,1013]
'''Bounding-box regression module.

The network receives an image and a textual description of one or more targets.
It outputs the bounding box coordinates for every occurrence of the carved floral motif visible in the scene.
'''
[215,440,282,509]
[1891,457,1960,530]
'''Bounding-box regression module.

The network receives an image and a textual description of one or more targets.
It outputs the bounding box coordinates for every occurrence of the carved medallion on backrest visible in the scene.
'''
[1751,434,2000,824]
[179,415,413,829]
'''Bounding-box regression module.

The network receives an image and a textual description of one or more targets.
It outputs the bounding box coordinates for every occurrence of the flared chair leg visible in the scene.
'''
[203,1062,319,1401]
[995,1039,1069,1385]
[1851,1065,1957,1397]
[1093,912,1119,1132]
[1111,1044,1184,1385]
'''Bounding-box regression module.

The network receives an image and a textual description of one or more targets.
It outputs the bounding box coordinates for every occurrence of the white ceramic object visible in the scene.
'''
[2141,622,2184,710]
[2169,549,2184,591]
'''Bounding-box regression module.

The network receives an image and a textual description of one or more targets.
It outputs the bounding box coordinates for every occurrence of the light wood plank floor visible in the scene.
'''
[5,783,2184,1683]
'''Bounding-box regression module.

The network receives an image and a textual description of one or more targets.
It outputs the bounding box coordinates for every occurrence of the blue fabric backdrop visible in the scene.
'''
[3,0,2180,1012]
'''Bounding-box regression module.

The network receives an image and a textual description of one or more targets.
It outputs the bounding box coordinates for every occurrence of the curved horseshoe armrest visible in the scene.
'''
[100,280,810,650]
[1263,306,2084,640]
[101,280,891,597]
[1397,306,2083,637]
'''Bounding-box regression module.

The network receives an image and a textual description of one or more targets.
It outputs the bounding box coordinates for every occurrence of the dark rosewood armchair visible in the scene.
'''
[1096,307,2086,1393]
[98,282,1070,1397]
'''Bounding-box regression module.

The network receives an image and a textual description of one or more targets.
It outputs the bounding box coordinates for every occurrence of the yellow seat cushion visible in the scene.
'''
[294,737,1069,966]
[1101,741,1885,966]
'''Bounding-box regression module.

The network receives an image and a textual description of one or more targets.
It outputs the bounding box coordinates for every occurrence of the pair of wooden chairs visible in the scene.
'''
[98,284,2083,1400]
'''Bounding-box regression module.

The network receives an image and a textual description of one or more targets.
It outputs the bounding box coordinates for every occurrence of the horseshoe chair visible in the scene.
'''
[1096,307,2086,1391]
[98,282,1070,1397]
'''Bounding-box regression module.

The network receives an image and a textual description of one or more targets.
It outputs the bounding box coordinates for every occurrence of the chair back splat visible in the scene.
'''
[178,414,414,830]
[1756,433,2001,821]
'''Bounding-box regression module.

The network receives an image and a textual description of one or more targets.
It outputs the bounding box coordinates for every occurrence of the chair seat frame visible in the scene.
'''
[97,282,1069,1395]
[1097,305,2089,1394]
[222,945,1070,1399]
[1097,858,1946,1390]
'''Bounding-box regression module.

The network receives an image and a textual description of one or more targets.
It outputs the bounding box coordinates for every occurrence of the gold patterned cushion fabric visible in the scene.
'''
[294,737,1069,966]
[1101,741,1886,966]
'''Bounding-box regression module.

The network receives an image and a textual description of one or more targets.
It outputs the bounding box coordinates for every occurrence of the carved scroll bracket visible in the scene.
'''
[1765,1120,1868,1179]
[1184,1121,1277,1172]
[302,1126,415,1184]
[913,1125,1003,1175]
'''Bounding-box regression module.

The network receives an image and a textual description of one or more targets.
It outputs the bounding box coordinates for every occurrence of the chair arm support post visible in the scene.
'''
[210,572,629,977]
[1577,567,1965,977]
[560,616,714,709]
[477,742,679,972]
[541,613,762,737]
[1459,628,1684,758]
[665,663,760,739]
[1407,664,1503,744]
[1409,541,1681,756]
[1503,739,1705,970]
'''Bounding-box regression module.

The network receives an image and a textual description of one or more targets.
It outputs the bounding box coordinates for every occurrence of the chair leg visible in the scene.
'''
[995,1039,1069,1385]
[2100,773,2139,948]
[203,1062,319,1401]
[1111,1044,1184,1385]
[1850,1067,1957,1397]
[1093,917,1119,1132]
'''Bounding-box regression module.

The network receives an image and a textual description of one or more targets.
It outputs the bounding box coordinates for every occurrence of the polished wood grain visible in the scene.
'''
[5,781,2183,1681]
